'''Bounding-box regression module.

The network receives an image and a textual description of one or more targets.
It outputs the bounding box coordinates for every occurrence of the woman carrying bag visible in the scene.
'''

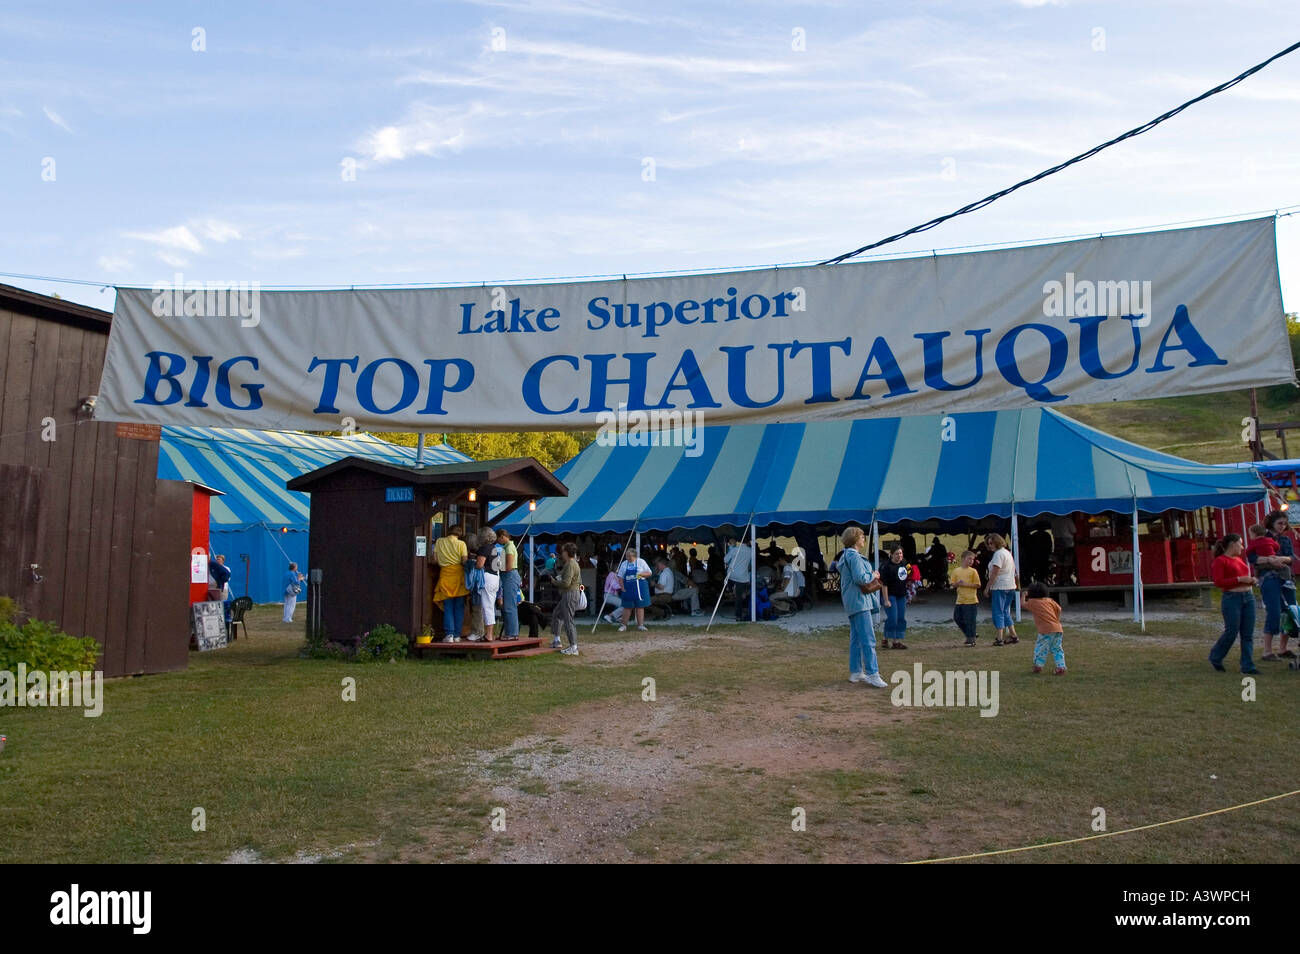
[550,543,583,656]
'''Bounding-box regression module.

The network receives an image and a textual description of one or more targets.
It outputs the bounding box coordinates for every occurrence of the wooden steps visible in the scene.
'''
[411,636,557,660]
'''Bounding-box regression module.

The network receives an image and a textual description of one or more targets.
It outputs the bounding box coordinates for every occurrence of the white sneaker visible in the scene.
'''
[551,637,562,649]
[849,672,866,683]
[637,625,648,632]
[560,646,579,656]
[467,634,484,642]
[864,673,888,688]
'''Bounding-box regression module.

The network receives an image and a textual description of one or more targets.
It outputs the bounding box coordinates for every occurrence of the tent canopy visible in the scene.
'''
[159,428,468,529]
[499,408,1266,537]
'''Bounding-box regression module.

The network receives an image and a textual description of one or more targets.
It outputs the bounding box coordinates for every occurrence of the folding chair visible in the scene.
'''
[229,596,254,641]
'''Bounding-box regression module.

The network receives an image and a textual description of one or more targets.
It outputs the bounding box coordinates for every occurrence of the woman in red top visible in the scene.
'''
[1209,535,1259,674]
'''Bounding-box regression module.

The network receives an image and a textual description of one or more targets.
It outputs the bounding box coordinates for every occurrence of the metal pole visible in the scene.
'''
[415,433,425,466]
[1010,505,1022,622]
[1250,388,1261,461]
[593,524,639,633]
[871,516,879,568]
[749,522,757,622]
[1133,499,1144,629]
[528,533,535,603]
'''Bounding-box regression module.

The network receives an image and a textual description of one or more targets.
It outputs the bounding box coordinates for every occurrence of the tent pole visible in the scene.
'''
[1010,504,1022,622]
[528,533,535,603]
[749,521,757,622]
[871,515,879,568]
[593,522,639,634]
[1133,499,1144,630]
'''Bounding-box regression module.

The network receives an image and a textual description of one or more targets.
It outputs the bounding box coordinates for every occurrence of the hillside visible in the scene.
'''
[1062,388,1300,464]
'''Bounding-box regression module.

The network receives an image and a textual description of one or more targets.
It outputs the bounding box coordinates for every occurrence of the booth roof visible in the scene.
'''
[286,455,568,499]
[497,407,1267,536]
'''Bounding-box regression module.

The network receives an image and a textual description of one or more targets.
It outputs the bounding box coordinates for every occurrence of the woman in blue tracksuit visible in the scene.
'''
[839,526,888,687]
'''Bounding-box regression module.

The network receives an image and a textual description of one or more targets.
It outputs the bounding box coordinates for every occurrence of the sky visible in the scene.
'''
[1,0,1298,313]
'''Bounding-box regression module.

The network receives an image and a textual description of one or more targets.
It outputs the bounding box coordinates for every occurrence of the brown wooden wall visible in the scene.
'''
[0,294,191,676]
[305,472,426,643]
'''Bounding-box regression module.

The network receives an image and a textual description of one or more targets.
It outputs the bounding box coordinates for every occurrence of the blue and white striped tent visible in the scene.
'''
[158,428,468,602]
[500,408,1265,537]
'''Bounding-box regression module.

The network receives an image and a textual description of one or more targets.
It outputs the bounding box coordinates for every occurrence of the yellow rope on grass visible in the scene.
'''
[907,788,1300,864]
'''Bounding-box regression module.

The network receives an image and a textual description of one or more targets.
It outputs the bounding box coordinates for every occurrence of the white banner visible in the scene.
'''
[97,218,1292,432]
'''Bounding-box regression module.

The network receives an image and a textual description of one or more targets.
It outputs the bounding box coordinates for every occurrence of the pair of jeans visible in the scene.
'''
[1210,590,1256,672]
[883,597,906,639]
[848,610,879,676]
[991,589,1016,629]
[442,595,465,637]
[499,569,521,637]
[1259,574,1297,635]
[1033,632,1066,669]
[953,603,978,642]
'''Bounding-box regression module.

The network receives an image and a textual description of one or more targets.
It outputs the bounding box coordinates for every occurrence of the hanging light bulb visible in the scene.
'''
[528,499,537,511]
[468,488,477,503]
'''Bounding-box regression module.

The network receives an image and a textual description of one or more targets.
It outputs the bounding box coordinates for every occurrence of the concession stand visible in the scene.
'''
[288,457,566,655]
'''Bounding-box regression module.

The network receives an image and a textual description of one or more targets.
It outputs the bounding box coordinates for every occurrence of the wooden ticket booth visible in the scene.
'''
[287,457,566,648]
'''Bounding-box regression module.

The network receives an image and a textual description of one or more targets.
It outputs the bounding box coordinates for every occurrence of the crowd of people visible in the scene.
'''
[835,525,1068,686]
[266,510,1292,678]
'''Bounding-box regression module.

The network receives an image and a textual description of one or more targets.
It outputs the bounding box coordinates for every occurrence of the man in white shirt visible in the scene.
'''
[724,537,753,620]
[651,557,679,618]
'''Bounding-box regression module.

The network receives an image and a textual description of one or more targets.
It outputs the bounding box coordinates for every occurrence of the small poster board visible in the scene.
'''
[191,601,228,652]
[1107,549,1134,574]
[191,548,208,584]
[415,535,427,557]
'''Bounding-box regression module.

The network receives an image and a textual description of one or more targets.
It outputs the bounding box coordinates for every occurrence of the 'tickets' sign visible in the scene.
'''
[95,218,1293,432]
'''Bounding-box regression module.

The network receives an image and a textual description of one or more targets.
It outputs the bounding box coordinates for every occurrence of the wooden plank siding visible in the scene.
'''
[0,288,190,676]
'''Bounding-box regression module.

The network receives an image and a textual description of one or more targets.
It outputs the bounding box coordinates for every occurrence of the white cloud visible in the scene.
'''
[358,103,482,162]
[198,219,241,242]
[506,38,794,78]
[42,105,71,132]
[158,252,190,268]
[124,224,204,252]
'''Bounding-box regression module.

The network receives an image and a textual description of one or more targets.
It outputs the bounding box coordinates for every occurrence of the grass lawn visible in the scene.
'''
[1,601,1297,863]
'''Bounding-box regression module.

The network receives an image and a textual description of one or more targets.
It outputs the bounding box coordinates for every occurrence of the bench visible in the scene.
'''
[1047,581,1216,609]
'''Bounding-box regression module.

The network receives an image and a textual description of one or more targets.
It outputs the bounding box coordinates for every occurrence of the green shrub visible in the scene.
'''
[0,599,100,672]
[354,624,408,663]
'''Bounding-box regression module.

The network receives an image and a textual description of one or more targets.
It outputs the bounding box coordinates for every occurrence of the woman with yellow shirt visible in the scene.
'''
[434,525,469,642]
